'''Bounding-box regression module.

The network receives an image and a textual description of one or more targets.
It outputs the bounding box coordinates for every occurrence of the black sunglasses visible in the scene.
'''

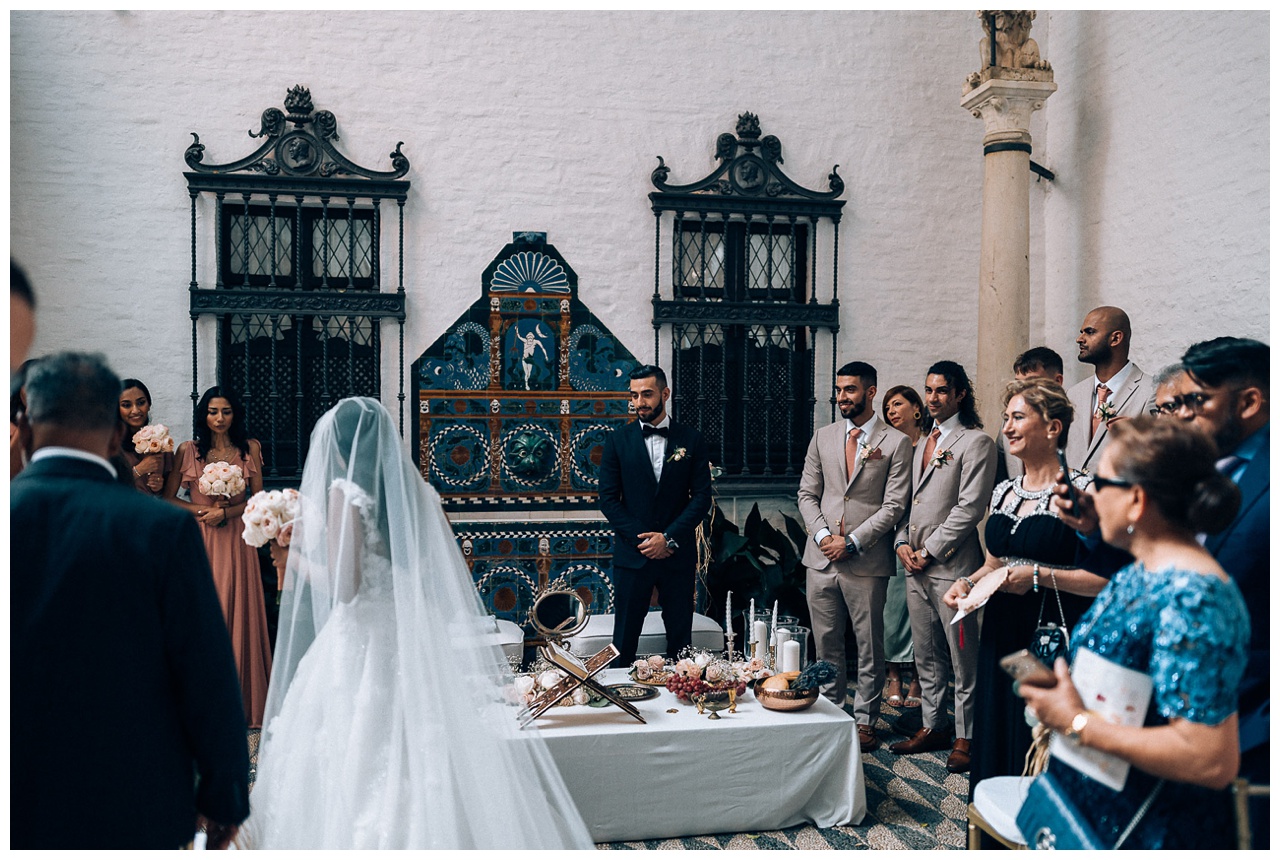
[1091,474,1134,491]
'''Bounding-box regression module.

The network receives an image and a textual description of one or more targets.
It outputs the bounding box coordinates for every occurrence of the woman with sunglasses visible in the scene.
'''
[1018,417,1247,848]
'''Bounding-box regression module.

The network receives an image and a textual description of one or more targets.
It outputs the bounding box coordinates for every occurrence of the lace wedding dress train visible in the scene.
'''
[243,398,592,849]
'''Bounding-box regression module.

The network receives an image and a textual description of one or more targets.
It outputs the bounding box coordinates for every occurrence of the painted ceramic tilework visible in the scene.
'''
[412,232,639,513]
[455,520,616,635]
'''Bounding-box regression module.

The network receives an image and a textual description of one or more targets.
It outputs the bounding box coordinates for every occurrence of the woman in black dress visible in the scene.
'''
[943,378,1109,792]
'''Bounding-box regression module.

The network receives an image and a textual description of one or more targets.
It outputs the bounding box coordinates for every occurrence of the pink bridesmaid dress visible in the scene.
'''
[178,443,272,728]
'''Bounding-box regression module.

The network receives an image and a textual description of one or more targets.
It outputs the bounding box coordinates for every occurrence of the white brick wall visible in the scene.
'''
[11,10,1268,462]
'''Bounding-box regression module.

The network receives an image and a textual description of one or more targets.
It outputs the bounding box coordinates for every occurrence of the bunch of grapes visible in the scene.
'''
[665,674,710,702]
[665,675,749,702]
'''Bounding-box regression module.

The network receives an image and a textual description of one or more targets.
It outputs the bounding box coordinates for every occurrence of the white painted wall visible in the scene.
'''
[1035,10,1270,387]
[11,10,1268,465]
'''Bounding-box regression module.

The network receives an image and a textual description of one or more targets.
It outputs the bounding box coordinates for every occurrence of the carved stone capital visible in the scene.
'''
[961,78,1058,147]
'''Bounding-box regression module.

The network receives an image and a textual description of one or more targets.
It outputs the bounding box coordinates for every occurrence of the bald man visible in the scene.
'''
[1063,306,1156,472]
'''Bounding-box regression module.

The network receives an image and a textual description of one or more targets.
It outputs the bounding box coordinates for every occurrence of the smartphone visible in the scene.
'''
[999,649,1057,688]
[1056,448,1078,515]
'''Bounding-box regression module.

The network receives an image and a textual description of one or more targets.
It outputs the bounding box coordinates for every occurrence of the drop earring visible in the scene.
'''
[1125,524,1135,536]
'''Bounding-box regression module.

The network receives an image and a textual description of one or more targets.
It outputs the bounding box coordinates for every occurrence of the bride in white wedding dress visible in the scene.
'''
[243,397,592,849]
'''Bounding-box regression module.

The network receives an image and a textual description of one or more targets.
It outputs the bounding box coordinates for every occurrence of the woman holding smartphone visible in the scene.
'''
[1017,418,1246,848]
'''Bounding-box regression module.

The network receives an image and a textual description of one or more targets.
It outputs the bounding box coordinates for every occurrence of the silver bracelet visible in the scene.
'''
[960,576,976,591]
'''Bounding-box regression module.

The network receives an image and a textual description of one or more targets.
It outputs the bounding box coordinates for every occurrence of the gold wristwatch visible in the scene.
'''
[1064,711,1090,742]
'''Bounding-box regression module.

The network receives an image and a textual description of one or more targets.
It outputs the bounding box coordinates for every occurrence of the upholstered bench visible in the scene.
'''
[565,611,725,658]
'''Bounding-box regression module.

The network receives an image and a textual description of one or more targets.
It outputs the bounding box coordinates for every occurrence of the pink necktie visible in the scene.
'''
[1092,384,1111,438]
[845,426,862,481]
[921,426,941,471]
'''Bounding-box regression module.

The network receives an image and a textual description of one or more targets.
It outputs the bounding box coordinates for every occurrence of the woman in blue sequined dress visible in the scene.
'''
[1019,417,1248,849]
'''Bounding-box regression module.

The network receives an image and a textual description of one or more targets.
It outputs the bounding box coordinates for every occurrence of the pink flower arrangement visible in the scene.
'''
[198,461,245,500]
[131,424,175,455]
[241,488,300,549]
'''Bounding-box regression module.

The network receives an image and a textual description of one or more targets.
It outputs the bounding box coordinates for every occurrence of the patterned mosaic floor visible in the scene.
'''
[246,680,967,850]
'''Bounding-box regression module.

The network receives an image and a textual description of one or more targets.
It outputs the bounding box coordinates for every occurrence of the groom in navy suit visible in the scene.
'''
[598,365,712,665]
[11,353,250,848]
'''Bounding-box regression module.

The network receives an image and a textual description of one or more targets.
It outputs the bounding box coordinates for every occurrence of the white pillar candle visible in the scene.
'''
[780,639,801,674]
[752,620,767,649]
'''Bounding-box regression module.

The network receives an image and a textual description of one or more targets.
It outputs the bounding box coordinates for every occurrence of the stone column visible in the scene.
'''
[962,11,1056,432]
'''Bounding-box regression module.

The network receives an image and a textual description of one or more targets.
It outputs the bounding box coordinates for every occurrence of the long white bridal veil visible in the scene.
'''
[257,397,593,849]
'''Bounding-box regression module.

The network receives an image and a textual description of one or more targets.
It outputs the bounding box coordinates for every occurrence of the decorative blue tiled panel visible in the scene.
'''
[412,232,640,512]
[456,521,616,636]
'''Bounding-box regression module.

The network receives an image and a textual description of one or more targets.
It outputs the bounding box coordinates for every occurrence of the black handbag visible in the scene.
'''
[1029,570,1070,665]
[1017,769,1163,850]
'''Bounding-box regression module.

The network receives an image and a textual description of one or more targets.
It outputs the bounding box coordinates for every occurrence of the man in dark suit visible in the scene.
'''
[11,352,250,849]
[1181,336,1269,849]
[598,364,712,665]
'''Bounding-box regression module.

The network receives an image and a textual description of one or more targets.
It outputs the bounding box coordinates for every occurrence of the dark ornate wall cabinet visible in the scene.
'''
[184,86,410,481]
[650,113,846,491]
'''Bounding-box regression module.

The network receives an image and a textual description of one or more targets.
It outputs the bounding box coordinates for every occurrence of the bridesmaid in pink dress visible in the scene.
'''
[118,379,173,496]
[163,386,271,728]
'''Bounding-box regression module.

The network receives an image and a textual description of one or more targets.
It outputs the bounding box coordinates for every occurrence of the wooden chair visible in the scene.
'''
[967,776,1033,850]
[1233,777,1270,850]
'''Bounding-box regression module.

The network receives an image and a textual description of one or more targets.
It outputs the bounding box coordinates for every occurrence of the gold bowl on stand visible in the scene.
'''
[753,683,819,712]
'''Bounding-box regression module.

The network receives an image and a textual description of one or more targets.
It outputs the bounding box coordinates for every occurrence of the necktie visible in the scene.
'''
[642,424,668,438]
[845,426,862,481]
[1091,384,1111,438]
[921,426,941,471]
[1216,454,1243,478]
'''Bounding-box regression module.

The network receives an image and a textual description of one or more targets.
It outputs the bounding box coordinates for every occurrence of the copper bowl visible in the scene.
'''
[753,682,820,712]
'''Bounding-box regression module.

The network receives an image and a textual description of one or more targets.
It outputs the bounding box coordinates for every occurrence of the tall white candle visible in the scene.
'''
[770,601,778,645]
[780,639,801,673]
[752,620,767,650]
[725,591,732,633]
[749,598,755,637]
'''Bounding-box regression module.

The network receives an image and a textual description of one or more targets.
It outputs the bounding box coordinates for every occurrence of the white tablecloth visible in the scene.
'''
[534,669,866,843]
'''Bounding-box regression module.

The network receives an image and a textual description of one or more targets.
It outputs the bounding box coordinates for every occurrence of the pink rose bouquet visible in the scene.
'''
[131,424,175,455]
[241,488,300,549]
[198,461,245,500]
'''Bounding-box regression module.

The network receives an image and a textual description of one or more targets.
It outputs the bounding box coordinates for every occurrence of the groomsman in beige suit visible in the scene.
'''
[1063,306,1156,472]
[798,362,913,753]
[890,361,997,774]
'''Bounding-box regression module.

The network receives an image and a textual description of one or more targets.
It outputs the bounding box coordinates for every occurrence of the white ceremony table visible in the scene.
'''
[533,669,866,843]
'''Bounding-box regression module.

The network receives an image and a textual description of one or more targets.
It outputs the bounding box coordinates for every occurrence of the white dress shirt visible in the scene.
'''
[1091,361,1135,410]
[640,414,671,482]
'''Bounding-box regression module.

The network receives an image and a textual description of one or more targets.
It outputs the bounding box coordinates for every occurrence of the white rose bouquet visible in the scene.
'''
[131,424,175,455]
[198,461,246,500]
[241,488,300,549]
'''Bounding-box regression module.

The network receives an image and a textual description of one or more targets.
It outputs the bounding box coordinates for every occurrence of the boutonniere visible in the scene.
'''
[930,449,954,469]
[666,447,688,463]
[1096,400,1118,421]
[859,444,884,465]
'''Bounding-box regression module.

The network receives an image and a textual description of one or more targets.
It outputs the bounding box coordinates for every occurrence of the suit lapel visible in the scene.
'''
[917,427,964,492]
[1206,450,1268,553]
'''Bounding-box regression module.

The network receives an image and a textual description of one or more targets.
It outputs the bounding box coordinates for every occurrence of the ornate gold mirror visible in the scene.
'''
[528,588,589,646]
